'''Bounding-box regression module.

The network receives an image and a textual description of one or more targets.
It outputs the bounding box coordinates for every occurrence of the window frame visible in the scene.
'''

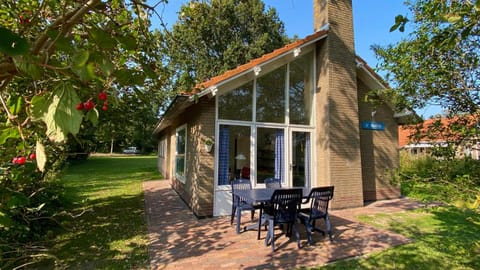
[175,124,187,183]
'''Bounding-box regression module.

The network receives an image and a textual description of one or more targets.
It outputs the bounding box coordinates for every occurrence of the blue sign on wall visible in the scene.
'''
[361,121,385,131]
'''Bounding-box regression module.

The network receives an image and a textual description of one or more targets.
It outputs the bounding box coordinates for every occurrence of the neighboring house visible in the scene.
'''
[399,117,480,159]
[153,0,402,217]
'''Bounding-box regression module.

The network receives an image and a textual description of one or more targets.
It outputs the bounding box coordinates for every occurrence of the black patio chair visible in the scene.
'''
[265,177,281,188]
[263,188,303,252]
[231,178,261,233]
[298,186,334,244]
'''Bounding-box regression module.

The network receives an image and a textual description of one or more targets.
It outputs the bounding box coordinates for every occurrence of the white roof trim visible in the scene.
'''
[355,59,385,89]
[192,33,328,98]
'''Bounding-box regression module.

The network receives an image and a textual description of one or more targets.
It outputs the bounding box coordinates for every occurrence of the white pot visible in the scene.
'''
[205,144,213,153]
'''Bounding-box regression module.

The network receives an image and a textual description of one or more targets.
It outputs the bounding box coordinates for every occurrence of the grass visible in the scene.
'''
[36,155,160,269]
[316,206,480,270]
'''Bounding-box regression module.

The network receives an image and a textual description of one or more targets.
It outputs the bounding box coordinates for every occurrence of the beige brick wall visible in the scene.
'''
[314,0,364,209]
[162,97,216,217]
[357,80,401,200]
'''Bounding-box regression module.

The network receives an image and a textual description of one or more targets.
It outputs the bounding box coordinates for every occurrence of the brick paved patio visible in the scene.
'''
[144,180,422,270]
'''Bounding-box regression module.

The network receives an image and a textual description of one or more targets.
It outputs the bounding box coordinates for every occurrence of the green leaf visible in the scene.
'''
[0,27,30,56]
[118,35,137,50]
[7,95,24,115]
[72,50,90,67]
[0,211,13,228]
[30,95,48,121]
[6,192,29,209]
[85,108,99,126]
[13,56,43,79]
[446,14,462,23]
[73,62,96,82]
[43,83,83,142]
[89,28,117,49]
[99,58,114,76]
[0,127,20,144]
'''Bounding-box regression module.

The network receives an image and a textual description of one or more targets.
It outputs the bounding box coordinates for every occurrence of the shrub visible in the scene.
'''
[398,152,480,209]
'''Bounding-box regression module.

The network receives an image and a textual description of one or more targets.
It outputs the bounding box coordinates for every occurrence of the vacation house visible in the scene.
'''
[154,0,401,217]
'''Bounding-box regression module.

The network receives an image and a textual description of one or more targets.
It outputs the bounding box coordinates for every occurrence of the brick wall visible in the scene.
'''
[357,80,401,201]
[164,97,216,217]
[314,0,364,209]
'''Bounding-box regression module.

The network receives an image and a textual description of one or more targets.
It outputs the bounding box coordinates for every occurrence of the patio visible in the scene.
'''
[144,180,423,269]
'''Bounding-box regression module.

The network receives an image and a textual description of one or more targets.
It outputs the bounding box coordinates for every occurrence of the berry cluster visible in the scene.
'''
[76,92,108,111]
[19,10,32,24]
[12,153,35,165]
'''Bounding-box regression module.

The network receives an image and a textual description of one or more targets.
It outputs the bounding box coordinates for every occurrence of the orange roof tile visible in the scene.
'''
[398,115,480,147]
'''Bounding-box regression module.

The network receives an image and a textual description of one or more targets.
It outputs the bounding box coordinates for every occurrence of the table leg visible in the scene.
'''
[236,207,241,234]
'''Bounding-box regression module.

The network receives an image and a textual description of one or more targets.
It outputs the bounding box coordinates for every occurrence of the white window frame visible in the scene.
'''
[158,138,166,158]
[175,124,187,183]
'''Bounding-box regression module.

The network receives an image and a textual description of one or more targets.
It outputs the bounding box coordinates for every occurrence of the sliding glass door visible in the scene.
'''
[290,130,311,188]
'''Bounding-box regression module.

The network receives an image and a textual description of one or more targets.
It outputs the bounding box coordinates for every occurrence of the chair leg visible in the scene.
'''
[305,219,314,245]
[264,219,273,246]
[236,207,242,234]
[325,214,333,241]
[294,219,301,249]
[251,209,255,222]
[269,220,275,252]
[231,206,236,225]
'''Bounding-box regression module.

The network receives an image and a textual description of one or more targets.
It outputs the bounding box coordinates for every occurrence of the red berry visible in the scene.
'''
[84,100,95,110]
[29,153,36,160]
[12,157,18,164]
[17,156,26,165]
[76,102,84,110]
[98,92,107,101]
[101,105,108,111]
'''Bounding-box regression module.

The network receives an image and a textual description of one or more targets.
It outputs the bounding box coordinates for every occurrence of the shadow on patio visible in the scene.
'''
[144,180,421,270]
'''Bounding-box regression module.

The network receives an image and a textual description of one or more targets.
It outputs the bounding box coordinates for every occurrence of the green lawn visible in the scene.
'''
[34,155,480,269]
[317,206,480,270]
[40,155,160,269]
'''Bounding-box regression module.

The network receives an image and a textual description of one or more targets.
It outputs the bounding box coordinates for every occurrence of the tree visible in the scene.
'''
[164,0,289,91]
[0,0,168,267]
[374,0,479,148]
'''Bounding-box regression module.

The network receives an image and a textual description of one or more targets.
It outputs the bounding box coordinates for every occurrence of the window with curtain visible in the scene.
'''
[218,125,251,185]
[175,125,187,183]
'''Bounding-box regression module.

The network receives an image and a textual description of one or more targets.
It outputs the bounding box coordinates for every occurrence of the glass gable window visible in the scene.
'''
[256,66,286,123]
[175,125,187,182]
[218,82,253,121]
[289,51,314,125]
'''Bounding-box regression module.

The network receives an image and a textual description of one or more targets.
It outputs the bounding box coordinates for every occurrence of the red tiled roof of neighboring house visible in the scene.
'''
[398,115,480,147]
[180,30,329,96]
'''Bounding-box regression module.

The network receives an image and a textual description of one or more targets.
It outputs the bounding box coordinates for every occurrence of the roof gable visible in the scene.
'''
[185,30,329,97]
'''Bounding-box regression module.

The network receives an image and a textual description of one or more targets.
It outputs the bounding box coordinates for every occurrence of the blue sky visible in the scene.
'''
[153,1,439,117]
[154,0,411,70]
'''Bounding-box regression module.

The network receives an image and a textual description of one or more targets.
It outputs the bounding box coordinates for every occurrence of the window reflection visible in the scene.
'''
[256,66,286,123]
[218,82,253,121]
[290,52,313,125]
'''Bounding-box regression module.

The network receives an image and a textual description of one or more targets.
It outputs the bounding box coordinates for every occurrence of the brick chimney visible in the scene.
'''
[314,0,364,208]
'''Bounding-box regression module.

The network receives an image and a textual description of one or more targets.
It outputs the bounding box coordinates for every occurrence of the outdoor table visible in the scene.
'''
[234,187,310,239]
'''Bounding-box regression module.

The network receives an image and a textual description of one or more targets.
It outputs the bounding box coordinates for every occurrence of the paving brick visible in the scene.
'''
[144,180,423,270]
